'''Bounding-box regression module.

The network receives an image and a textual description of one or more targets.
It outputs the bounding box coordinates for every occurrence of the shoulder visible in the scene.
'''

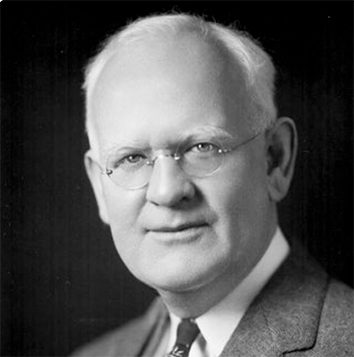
[325,278,354,314]
[258,246,354,356]
[317,279,354,343]
[69,298,167,357]
[291,249,354,355]
[287,278,354,356]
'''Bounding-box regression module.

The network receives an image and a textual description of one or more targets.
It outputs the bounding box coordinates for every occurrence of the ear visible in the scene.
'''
[84,150,110,224]
[266,117,298,202]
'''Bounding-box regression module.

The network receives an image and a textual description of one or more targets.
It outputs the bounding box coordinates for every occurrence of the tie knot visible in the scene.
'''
[176,319,200,347]
[167,319,200,357]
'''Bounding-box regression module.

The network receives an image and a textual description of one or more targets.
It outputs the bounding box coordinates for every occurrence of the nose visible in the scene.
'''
[146,155,195,207]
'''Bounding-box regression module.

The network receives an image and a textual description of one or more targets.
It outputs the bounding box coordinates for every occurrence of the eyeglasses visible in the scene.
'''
[99,131,263,190]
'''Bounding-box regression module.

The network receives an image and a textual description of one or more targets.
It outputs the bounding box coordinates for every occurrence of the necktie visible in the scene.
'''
[167,319,200,357]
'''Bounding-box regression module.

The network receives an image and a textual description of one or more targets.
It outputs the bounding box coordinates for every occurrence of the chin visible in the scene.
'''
[133,256,230,294]
[150,275,205,293]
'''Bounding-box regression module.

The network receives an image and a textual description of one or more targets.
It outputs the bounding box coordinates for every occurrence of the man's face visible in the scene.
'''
[88,35,275,297]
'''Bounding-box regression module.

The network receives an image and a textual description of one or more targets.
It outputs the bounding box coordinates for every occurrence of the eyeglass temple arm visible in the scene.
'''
[222,130,265,153]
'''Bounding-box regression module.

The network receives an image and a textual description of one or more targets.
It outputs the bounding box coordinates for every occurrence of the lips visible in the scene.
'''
[147,221,208,233]
[144,221,209,244]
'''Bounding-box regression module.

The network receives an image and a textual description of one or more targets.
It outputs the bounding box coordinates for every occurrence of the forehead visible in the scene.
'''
[90,33,251,154]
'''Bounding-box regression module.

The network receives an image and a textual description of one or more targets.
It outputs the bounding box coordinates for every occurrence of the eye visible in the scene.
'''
[190,142,218,153]
[120,154,145,165]
[123,154,144,163]
[110,153,147,170]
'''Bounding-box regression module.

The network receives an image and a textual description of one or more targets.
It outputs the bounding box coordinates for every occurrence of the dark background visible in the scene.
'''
[1,2,353,356]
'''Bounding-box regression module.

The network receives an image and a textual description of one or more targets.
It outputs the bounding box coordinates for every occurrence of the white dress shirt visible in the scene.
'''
[157,227,290,357]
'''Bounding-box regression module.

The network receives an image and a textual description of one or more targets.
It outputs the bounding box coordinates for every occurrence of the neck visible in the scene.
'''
[158,273,239,318]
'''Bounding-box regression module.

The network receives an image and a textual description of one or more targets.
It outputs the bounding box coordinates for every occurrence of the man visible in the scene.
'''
[72,13,353,357]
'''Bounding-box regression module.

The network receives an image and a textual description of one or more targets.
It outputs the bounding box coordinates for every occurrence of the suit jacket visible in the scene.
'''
[71,248,354,357]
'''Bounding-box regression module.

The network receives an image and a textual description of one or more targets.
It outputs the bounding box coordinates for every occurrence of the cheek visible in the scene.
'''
[207,153,269,245]
[102,186,144,258]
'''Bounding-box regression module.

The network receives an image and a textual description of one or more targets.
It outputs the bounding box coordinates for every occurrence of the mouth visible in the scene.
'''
[149,222,208,233]
[146,222,209,243]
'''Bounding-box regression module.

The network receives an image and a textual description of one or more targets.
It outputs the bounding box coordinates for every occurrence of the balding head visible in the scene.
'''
[91,31,254,157]
[83,14,277,156]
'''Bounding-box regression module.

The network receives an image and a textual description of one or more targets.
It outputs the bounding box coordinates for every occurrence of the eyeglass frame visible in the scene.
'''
[93,128,269,190]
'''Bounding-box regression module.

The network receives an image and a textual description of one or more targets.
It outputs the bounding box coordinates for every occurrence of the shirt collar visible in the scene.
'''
[168,227,289,357]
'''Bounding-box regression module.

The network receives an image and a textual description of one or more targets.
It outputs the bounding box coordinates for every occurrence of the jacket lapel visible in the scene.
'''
[220,249,328,357]
[112,298,168,357]
[220,301,279,357]
[140,299,169,357]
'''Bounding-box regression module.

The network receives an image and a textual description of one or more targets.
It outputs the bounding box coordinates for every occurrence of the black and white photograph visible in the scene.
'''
[2,2,353,356]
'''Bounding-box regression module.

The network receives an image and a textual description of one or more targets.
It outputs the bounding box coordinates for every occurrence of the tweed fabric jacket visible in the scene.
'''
[71,249,354,357]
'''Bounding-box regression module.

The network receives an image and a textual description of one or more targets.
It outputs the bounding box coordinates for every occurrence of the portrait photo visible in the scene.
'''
[2,2,353,356]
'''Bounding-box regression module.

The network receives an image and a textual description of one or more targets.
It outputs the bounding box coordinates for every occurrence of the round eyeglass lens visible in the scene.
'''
[178,140,225,177]
[106,153,152,189]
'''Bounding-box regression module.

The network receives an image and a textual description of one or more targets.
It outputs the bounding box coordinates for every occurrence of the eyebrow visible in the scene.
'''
[101,140,148,159]
[181,127,236,146]
[101,126,238,158]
